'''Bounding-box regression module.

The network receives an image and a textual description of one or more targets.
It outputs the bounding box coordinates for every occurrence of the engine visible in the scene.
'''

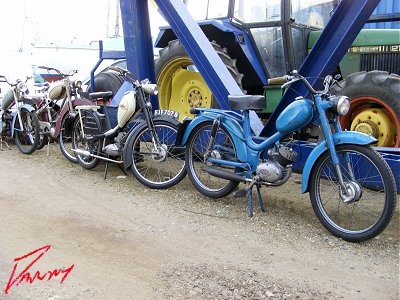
[256,146,297,184]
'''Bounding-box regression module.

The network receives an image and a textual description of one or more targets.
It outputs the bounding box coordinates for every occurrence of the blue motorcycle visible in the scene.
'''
[179,71,397,242]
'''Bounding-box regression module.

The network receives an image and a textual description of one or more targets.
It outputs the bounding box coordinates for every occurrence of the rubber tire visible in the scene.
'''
[14,108,40,155]
[59,114,77,163]
[155,39,243,113]
[130,119,187,189]
[331,71,400,147]
[86,71,124,94]
[73,110,101,170]
[185,121,240,199]
[309,144,397,242]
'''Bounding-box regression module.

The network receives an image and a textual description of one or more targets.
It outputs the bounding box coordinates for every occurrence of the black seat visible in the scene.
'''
[228,95,265,111]
[89,91,113,100]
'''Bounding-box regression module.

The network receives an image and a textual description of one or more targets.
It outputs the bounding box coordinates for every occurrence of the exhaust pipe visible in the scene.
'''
[205,167,250,183]
[71,149,123,164]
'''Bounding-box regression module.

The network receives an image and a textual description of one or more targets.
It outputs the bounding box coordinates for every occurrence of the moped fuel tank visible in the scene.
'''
[48,82,66,100]
[117,91,137,127]
[1,90,14,110]
[276,99,314,134]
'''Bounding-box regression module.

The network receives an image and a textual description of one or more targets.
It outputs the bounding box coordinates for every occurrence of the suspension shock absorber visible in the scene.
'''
[204,116,220,160]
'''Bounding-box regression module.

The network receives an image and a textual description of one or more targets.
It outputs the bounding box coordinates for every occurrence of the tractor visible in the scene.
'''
[153,0,400,147]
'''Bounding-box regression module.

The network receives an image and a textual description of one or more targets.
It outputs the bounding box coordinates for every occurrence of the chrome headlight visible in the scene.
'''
[17,82,28,93]
[142,84,158,96]
[330,96,350,116]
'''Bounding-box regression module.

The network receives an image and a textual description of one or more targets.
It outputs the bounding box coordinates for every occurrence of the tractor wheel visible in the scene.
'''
[155,39,243,121]
[86,70,124,95]
[331,71,400,147]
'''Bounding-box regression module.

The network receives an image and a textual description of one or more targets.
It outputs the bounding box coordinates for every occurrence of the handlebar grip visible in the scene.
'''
[268,76,287,85]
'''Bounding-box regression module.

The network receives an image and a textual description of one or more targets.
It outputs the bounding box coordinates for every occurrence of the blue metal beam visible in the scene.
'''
[260,0,381,137]
[119,0,159,109]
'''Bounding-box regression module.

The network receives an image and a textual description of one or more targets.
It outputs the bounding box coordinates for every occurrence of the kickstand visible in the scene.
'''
[0,136,11,151]
[117,163,127,176]
[103,161,109,180]
[246,178,265,217]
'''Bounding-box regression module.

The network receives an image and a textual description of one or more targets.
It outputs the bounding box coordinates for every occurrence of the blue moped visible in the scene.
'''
[179,71,397,242]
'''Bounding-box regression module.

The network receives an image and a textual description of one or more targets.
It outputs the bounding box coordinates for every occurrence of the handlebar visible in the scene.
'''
[38,66,77,77]
[267,75,291,85]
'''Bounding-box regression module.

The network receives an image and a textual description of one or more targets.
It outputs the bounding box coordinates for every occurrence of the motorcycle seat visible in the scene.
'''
[89,91,113,100]
[228,95,265,111]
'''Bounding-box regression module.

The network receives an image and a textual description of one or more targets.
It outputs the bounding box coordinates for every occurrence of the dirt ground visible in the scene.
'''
[0,143,398,300]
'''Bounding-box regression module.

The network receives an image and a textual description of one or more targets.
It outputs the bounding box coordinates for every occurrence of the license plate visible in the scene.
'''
[154,109,179,120]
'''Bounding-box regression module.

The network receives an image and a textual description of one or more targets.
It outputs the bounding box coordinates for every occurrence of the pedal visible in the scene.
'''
[233,189,246,198]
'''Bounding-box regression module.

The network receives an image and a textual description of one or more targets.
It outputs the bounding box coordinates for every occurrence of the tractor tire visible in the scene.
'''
[331,71,400,147]
[155,39,243,121]
[86,70,124,95]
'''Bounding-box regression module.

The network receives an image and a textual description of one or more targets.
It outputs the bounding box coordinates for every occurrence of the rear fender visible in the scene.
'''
[122,115,180,169]
[55,98,95,136]
[301,131,376,193]
[180,112,248,162]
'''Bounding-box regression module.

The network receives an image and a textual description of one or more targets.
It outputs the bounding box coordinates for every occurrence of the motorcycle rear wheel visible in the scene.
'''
[14,108,40,155]
[185,121,239,198]
[72,109,102,170]
[309,144,397,242]
[130,119,187,189]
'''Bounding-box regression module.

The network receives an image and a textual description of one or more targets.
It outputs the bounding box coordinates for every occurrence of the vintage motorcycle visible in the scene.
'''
[72,66,186,189]
[33,66,95,162]
[179,71,397,242]
[0,75,40,154]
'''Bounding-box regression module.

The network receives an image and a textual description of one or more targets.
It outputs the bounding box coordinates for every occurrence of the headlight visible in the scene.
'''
[142,84,158,96]
[330,96,350,116]
[75,80,82,89]
[17,82,28,93]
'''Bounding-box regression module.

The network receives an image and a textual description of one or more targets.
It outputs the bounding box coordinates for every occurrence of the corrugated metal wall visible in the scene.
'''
[364,0,400,29]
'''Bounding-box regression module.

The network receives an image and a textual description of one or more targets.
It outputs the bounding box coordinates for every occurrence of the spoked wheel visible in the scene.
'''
[130,119,187,189]
[59,112,77,163]
[72,110,101,169]
[185,121,239,198]
[14,108,40,154]
[310,144,397,242]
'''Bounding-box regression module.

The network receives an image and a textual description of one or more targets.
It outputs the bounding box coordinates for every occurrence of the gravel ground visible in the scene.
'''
[0,143,398,299]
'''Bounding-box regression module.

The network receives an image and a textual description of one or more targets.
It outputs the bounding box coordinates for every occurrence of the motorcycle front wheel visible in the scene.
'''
[72,109,101,169]
[130,119,187,189]
[14,108,40,155]
[309,144,397,242]
[185,121,239,198]
[59,112,77,163]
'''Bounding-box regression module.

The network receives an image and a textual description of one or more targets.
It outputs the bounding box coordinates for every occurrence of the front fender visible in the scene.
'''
[180,112,248,162]
[122,115,180,169]
[301,131,376,193]
[11,103,37,137]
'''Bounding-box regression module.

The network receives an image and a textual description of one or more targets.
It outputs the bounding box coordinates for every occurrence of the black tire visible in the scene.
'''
[59,113,77,163]
[86,71,124,94]
[130,120,187,189]
[185,121,239,198]
[14,108,40,155]
[309,144,397,242]
[155,39,243,118]
[72,110,102,170]
[331,71,400,147]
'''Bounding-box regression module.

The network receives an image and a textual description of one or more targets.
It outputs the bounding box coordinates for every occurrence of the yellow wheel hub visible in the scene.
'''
[157,57,212,121]
[350,108,395,147]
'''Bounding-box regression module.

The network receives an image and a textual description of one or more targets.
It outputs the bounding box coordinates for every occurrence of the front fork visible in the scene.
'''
[204,116,220,161]
[317,100,355,196]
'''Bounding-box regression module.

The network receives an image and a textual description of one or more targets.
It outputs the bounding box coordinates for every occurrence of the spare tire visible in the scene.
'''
[86,70,124,95]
